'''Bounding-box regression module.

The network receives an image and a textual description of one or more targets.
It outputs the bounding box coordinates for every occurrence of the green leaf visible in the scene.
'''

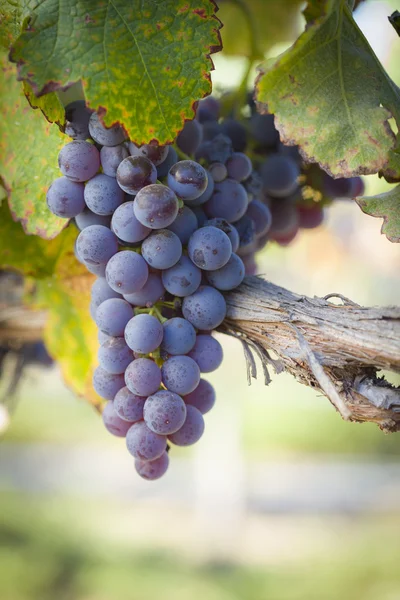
[23,80,65,126]
[0,0,27,49]
[0,200,101,408]
[217,0,302,58]
[0,53,66,239]
[255,0,400,178]
[9,0,222,145]
[356,187,400,243]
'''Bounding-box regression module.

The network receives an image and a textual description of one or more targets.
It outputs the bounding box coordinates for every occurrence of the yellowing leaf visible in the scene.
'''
[356,186,400,243]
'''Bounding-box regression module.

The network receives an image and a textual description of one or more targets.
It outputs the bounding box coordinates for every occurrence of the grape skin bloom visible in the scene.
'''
[144,390,187,435]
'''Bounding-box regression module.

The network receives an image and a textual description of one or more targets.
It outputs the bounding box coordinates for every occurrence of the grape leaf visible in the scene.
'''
[255,0,400,178]
[356,187,400,243]
[9,0,222,146]
[23,80,65,126]
[217,0,302,58]
[0,0,29,49]
[0,200,102,408]
[0,53,66,238]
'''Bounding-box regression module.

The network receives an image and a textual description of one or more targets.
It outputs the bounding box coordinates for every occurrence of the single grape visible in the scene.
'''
[205,218,240,253]
[134,184,179,229]
[95,298,134,337]
[114,386,146,422]
[184,379,216,414]
[124,314,163,354]
[125,358,161,396]
[161,255,202,297]
[144,390,187,435]
[76,225,118,266]
[126,421,166,460]
[141,230,182,270]
[246,200,272,237]
[182,285,226,330]
[297,205,324,229]
[196,96,220,122]
[105,250,148,294]
[168,405,205,446]
[260,155,300,198]
[220,118,247,152]
[208,162,227,183]
[188,226,232,271]
[111,201,151,244]
[184,173,214,207]
[191,206,208,226]
[46,176,85,218]
[195,134,233,164]
[206,253,245,291]
[88,112,126,146]
[58,140,100,182]
[234,214,257,257]
[75,207,111,230]
[161,355,200,395]
[176,119,203,155]
[135,452,169,480]
[84,173,125,215]
[167,160,208,201]
[102,401,132,437]
[98,337,133,374]
[205,178,248,223]
[249,113,279,149]
[93,366,124,400]
[123,273,164,307]
[226,152,252,182]
[156,146,178,178]
[91,277,121,310]
[188,334,223,373]
[129,143,168,166]
[349,177,365,197]
[167,206,198,245]
[65,100,91,140]
[116,155,157,195]
[100,144,129,177]
[161,317,196,356]
[268,199,300,240]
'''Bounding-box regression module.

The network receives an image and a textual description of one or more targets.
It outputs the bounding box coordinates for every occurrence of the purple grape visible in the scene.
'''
[184,172,214,207]
[114,387,146,422]
[184,379,216,414]
[111,201,151,244]
[135,452,169,480]
[226,152,252,182]
[124,314,163,354]
[125,358,161,396]
[220,118,247,152]
[202,120,222,141]
[95,298,134,337]
[246,200,272,237]
[167,206,198,245]
[88,112,126,146]
[129,143,168,166]
[116,156,157,194]
[161,318,196,356]
[161,255,202,297]
[243,171,263,202]
[126,421,166,460]
[91,277,121,310]
[156,146,178,178]
[82,261,106,276]
[161,355,200,395]
[134,184,179,229]
[105,250,148,294]
[188,226,232,271]
[144,390,187,435]
[102,401,132,437]
[167,160,208,201]
[188,334,223,373]
[76,225,118,266]
[269,199,300,239]
[196,96,220,122]
[195,134,233,164]
[100,144,129,178]
[123,273,164,307]
[98,337,133,374]
[249,113,279,149]
[58,140,100,182]
[205,179,248,223]
[141,230,182,270]
[205,218,240,253]
[182,285,226,330]
[65,100,91,140]
[235,214,257,257]
[46,176,85,218]
[176,119,203,155]
[98,330,113,345]
[93,367,124,400]
[261,155,300,198]
[168,405,205,446]
[75,207,111,230]
[84,173,125,216]
[206,253,245,291]
[297,205,324,229]
[208,162,227,183]
[191,206,208,226]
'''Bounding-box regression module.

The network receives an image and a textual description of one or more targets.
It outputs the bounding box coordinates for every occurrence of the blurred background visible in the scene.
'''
[1,2,400,599]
